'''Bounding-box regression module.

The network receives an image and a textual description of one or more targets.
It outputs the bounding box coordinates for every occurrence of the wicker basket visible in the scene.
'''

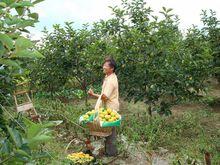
[87,120,112,137]
[87,95,112,137]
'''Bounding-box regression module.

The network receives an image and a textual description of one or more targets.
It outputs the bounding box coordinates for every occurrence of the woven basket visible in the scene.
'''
[87,95,112,137]
[87,120,112,137]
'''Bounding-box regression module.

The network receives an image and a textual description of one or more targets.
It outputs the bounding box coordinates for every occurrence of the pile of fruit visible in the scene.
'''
[98,108,120,122]
[83,110,96,120]
[67,152,94,164]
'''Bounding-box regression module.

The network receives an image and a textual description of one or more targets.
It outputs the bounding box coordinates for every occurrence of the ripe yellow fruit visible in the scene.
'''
[115,115,119,119]
[102,111,108,115]
[105,115,111,120]
[99,114,105,118]
[107,108,112,113]
[110,112,116,116]
[112,117,117,121]
[96,108,120,122]
[83,115,89,119]
[109,118,114,122]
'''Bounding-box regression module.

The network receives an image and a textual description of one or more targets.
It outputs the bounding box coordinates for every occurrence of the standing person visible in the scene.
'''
[88,57,119,157]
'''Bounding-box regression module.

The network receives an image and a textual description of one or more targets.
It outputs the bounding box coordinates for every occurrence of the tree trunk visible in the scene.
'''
[148,105,152,117]
[84,90,88,106]
[204,152,211,165]
[82,84,88,106]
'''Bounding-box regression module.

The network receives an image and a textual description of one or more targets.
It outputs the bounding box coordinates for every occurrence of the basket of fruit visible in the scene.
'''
[79,93,122,137]
[87,107,121,137]
[79,108,121,137]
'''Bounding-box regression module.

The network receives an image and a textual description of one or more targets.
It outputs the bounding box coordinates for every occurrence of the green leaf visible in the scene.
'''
[15,37,33,50]
[16,19,36,28]
[0,2,7,8]
[2,0,15,6]
[10,1,33,8]
[33,0,44,5]
[13,50,44,58]
[28,135,52,148]
[27,124,42,139]
[167,8,173,13]
[0,139,11,153]
[0,42,5,56]
[15,7,25,16]
[0,33,13,49]
[31,50,44,58]
[0,59,20,68]
[214,67,220,74]
[28,13,39,20]
[23,117,36,127]
[162,6,166,12]
[15,149,31,158]
[5,17,22,26]
[19,29,30,33]
[6,126,23,148]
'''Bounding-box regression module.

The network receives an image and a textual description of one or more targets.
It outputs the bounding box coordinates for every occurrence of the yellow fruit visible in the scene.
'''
[102,111,107,115]
[109,118,114,122]
[85,154,90,158]
[99,114,105,118]
[83,115,89,119]
[112,117,117,121]
[107,108,112,113]
[105,115,111,119]
[110,112,116,117]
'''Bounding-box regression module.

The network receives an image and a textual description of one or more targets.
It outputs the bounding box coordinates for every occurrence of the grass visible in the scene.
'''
[4,80,219,164]
[29,95,220,164]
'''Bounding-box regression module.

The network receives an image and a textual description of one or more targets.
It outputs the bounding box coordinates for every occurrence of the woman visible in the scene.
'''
[88,57,119,156]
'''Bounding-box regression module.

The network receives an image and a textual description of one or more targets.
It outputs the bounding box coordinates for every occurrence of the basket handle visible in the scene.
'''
[95,95,101,111]
[94,94,107,121]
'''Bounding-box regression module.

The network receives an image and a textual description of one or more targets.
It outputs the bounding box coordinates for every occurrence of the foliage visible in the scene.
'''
[201,10,220,82]
[96,0,213,115]
[0,0,44,105]
[30,23,108,104]
[0,114,59,164]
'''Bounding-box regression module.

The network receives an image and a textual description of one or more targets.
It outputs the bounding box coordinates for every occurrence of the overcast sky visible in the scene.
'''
[29,0,220,40]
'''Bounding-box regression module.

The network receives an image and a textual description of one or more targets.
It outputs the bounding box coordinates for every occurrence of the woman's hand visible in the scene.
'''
[88,88,100,98]
[88,88,94,96]
[101,94,108,102]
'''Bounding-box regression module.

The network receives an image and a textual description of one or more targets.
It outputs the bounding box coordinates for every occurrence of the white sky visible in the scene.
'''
[29,0,220,40]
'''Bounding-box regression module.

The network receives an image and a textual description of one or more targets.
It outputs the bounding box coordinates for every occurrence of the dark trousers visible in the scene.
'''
[105,127,117,156]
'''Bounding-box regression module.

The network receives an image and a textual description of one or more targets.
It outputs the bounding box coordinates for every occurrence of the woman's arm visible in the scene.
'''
[88,88,100,99]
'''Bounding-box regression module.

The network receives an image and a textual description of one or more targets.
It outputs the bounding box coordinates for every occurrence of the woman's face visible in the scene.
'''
[103,62,113,74]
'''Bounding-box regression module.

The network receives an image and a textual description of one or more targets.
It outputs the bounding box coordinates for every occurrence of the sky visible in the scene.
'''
[29,0,220,40]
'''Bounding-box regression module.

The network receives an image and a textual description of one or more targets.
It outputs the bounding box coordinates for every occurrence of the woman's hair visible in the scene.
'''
[104,57,117,72]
